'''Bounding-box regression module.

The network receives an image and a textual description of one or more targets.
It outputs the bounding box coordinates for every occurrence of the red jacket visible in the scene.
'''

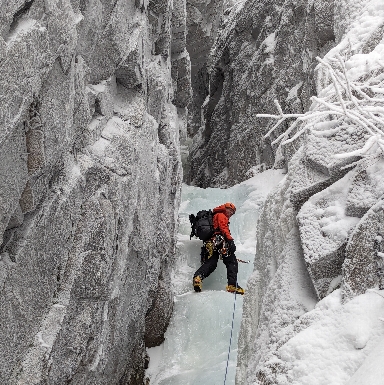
[213,204,234,241]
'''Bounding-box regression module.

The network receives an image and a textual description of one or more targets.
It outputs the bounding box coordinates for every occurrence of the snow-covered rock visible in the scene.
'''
[289,145,334,210]
[237,1,384,384]
[346,160,384,218]
[185,0,224,136]
[342,196,384,302]
[0,0,189,383]
[297,172,360,299]
[236,167,318,385]
[305,128,367,178]
[188,0,337,188]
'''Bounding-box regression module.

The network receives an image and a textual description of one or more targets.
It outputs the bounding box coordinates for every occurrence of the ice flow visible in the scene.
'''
[146,170,285,385]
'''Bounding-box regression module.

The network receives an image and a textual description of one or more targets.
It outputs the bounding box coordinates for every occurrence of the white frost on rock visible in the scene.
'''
[297,172,360,299]
[346,159,384,217]
[237,1,384,384]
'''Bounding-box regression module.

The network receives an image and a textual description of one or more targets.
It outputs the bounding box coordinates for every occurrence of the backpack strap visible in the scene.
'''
[211,211,220,235]
[189,214,196,239]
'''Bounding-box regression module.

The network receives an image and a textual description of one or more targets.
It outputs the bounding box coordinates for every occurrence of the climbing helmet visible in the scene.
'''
[224,202,236,213]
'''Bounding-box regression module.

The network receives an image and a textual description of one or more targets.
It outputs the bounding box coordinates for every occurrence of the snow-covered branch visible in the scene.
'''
[257,55,384,160]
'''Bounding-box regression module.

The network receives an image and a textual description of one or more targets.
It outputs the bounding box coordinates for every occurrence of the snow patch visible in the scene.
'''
[6,18,37,43]
[263,32,276,54]
[286,82,303,102]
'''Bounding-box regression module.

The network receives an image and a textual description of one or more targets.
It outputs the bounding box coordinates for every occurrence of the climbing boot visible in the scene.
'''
[193,276,202,292]
[226,285,245,295]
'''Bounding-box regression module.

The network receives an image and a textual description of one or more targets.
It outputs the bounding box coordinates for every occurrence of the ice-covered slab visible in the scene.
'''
[297,172,360,299]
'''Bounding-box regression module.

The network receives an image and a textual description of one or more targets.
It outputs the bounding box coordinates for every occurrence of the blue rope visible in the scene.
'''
[223,280,238,385]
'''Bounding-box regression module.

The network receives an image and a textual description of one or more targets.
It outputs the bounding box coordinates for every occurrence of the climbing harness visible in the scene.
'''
[205,240,215,259]
[202,234,228,260]
[203,235,251,264]
[223,278,239,385]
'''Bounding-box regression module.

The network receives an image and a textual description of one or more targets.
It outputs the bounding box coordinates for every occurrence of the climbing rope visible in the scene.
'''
[223,279,238,385]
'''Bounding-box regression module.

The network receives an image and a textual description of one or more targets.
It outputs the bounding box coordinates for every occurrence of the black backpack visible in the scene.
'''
[189,210,215,241]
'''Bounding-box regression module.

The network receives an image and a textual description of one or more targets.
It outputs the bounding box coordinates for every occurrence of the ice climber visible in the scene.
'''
[193,202,245,295]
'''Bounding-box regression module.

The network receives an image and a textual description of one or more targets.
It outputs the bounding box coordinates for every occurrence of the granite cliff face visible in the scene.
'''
[0,0,190,383]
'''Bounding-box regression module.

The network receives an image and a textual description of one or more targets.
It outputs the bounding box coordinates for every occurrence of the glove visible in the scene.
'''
[227,239,236,254]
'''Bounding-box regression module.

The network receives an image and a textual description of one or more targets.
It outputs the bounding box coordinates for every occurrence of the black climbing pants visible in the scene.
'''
[193,250,238,286]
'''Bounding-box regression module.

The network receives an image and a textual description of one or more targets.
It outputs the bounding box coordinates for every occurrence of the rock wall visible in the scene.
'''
[185,0,225,136]
[188,0,336,187]
[174,0,225,180]
[237,1,384,384]
[0,0,190,384]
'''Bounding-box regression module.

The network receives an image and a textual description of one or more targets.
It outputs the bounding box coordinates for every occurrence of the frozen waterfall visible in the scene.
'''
[146,170,284,385]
